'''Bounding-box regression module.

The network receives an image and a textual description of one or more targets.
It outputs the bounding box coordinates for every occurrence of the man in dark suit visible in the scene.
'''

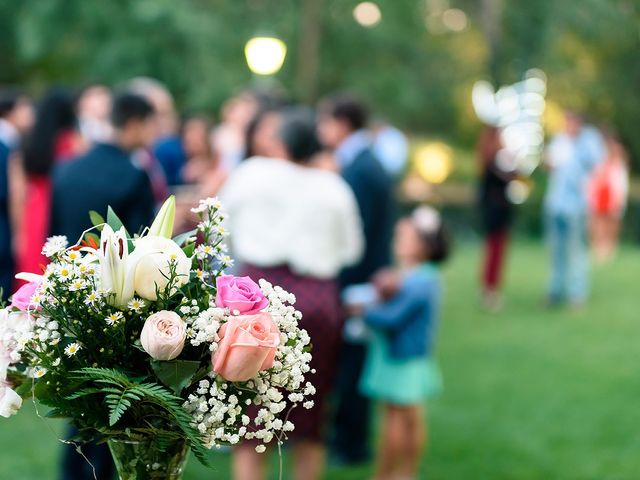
[53,92,157,480]
[318,93,395,465]
[0,90,33,302]
[51,92,156,243]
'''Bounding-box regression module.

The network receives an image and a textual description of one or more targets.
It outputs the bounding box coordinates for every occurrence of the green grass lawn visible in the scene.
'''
[3,240,640,479]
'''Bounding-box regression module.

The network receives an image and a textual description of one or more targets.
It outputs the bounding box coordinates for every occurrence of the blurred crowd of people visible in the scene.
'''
[1,81,452,480]
[476,112,629,311]
[1,76,630,478]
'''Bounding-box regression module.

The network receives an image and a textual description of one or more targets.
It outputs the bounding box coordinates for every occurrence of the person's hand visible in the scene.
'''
[373,268,400,300]
[345,303,364,318]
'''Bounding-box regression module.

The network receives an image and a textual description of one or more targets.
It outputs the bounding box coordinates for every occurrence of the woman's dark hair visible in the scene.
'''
[111,92,154,129]
[278,107,321,163]
[22,87,76,175]
[244,107,280,159]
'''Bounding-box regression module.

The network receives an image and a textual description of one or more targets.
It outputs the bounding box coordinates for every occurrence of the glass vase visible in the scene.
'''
[108,438,190,480]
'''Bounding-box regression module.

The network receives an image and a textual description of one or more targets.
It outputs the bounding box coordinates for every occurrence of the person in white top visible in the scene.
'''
[221,106,364,480]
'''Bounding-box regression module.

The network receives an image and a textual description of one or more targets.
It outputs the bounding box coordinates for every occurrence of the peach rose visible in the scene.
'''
[140,311,187,361]
[212,312,280,382]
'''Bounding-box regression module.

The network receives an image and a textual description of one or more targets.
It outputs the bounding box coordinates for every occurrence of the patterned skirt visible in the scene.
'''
[242,264,342,443]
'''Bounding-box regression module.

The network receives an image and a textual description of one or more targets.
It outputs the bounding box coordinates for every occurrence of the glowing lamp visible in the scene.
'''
[414,142,453,184]
[244,36,287,76]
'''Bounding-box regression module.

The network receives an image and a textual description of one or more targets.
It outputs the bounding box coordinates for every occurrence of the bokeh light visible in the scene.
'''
[506,178,532,204]
[353,2,382,27]
[442,8,468,32]
[413,142,453,184]
[244,36,287,75]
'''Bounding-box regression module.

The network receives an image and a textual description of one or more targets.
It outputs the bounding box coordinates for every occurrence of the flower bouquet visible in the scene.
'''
[0,197,313,479]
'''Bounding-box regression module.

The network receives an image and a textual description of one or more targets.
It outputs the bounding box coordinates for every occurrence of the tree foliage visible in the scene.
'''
[1,0,639,163]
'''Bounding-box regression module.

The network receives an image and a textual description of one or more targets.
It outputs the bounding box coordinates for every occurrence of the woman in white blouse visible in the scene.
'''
[221,107,364,480]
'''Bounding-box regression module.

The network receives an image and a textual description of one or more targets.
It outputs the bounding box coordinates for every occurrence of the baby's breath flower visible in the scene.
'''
[64,343,81,357]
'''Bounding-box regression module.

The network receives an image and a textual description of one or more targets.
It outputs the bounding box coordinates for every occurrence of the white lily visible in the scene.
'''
[97,225,134,308]
[148,196,176,239]
[0,382,22,418]
[126,235,191,301]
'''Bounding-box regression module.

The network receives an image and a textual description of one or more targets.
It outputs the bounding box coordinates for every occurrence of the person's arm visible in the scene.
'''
[7,153,26,249]
[364,282,425,331]
[336,180,365,268]
[126,171,156,236]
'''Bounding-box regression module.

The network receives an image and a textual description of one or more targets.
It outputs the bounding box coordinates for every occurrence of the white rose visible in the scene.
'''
[140,311,187,361]
[0,383,22,418]
[129,236,191,301]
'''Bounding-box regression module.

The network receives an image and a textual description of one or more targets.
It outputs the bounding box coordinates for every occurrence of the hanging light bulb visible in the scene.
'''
[244,36,287,75]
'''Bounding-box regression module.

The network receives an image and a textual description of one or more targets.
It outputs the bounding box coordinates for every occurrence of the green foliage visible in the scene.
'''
[88,210,105,230]
[3,0,639,162]
[151,359,203,395]
[68,367,210,465]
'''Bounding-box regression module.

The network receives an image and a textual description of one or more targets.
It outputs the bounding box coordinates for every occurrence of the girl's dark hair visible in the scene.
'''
[22,88,77,175]
[421,224,451,264]
[278,107,321,163]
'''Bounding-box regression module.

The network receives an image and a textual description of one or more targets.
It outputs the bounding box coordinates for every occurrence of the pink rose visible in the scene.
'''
[212,312,280,382]
[215,275,268,315]
[140,311,187,361]
[10,280,40,311]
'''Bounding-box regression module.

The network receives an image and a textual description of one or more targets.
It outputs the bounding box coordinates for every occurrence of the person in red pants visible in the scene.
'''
[477,126,515,311]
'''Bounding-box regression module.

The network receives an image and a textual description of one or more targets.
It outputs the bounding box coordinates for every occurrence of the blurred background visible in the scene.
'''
[1,0,640,478]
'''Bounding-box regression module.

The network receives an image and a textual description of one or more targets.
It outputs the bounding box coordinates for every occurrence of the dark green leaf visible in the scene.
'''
[151,360,202,395]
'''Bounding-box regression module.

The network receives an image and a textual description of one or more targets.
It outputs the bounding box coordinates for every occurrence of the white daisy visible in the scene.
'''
[41,235,68,258]
[65,250,81,262]
[64,343,81,357]
[105,312,124,326]
[84,292,99,305]
[127,298,146,312]
[195,269,209,281]
[68,279,86,292]
[218,255,233,268]
[57,266,73,281]
[33,367,47,378]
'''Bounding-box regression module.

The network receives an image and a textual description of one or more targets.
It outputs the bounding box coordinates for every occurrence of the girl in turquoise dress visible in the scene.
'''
[360,206,449,480]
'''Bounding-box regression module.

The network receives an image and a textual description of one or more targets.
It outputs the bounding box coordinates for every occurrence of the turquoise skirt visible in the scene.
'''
[360,331,443,405]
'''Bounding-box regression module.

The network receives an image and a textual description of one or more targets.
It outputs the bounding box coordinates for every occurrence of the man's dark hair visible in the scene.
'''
[321,92,369,131]
[0,89,22,119]
[278,107,321,163]
[111,92,154,129]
